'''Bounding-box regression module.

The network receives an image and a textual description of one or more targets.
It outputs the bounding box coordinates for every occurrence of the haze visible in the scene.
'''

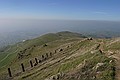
[0,0,120,47]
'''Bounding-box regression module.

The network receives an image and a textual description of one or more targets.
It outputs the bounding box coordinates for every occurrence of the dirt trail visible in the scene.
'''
[106,38,120,80]
[113,54,120,80]
[107,38,120,47]
[99,38,120,80]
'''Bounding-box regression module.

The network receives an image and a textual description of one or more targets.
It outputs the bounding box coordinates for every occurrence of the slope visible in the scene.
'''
[0,31,84,69]
[0,31,117,80]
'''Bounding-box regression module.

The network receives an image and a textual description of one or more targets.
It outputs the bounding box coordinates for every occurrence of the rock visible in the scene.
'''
[108,50,115,56]
[44,72,64,80]
[28,47,31,49]
[33,45,36,47]
[59,49,63,52]
[83,59,87,67]
[91,51,94,54]
[34,63,38,66]
[87,37,93,40]
[109,60,113,63]
[43,44,47,47]
[53,76,56,80]
[93,63,104,70]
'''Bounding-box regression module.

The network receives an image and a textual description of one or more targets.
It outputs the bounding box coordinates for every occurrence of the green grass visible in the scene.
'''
[107,41,120,50]
[0,33,63,68]
[0,31,117,80]
[60,51,115,80]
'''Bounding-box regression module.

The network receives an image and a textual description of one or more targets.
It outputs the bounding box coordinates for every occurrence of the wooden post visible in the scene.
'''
[30,60,33,67]
[21,63,25,72]
[42,55,44,61]
[44,57,47,60]
[55,50,56,53]
[46,53,48,58]
[50,52,52,57]
[35,58,38,64]
[42,55,44,58]
[39,60,42,63]
[8,68,12,77]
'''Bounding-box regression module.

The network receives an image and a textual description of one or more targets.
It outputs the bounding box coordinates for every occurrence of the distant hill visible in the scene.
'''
[0,31,42,48]
[0,30,120,49]
[1,20,120,48]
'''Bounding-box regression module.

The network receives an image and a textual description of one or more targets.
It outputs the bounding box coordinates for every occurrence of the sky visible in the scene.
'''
[0,0,120,21]
[0,0,120,33]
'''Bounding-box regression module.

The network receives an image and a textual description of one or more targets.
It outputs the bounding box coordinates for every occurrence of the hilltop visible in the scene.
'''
[0,31,120,80]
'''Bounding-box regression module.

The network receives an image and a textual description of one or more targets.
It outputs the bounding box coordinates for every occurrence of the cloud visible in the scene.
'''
[93,11,107,15]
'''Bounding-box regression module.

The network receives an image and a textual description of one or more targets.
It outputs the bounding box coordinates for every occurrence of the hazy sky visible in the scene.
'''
[0,0,120,20]
[0,0,120,33]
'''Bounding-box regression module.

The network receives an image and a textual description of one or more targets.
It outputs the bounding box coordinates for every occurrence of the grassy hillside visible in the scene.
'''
[0,31,84,68]
[0,31,119,80]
